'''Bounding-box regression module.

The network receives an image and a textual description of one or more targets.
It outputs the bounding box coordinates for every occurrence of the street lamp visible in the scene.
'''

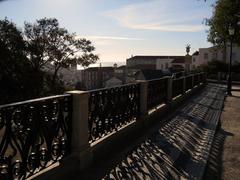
[227,25,235,96]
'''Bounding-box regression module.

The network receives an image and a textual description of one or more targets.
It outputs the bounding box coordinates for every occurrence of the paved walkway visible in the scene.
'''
[204,87,240,180]
[101,84,226,180]
[36,84,226,180]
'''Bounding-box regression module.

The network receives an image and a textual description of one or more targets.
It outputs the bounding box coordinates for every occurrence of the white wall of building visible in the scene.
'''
[198,45,240,65]
[156,58,173,70]
[191,54,201,70]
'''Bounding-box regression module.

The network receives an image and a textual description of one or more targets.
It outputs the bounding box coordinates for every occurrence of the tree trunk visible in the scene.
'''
[51,66,62,93]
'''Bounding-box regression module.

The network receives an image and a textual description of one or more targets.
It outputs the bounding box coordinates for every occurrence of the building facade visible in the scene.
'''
[80,67,114,90]
[197,45,240,65]
[126,55,192,72]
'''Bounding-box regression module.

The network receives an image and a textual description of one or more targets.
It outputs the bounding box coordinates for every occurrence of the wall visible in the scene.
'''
[127,58,156,67]
[198,45,240,65]
[156,58,173,70]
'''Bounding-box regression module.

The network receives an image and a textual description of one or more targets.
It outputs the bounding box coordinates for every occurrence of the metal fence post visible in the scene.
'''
[192,74,195,88]
[167,77,173,104]
[183,76,186,94]
[204,72,207,83]
[137,81,148,117]
[198,73,201,85]
[67,90,92,169]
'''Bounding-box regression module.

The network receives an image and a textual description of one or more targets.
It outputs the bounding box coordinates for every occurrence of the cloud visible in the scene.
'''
[104,0,210,32]
[77,35,144,41]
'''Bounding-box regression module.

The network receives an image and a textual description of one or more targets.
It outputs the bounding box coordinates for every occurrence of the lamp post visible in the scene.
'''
[227,25,235,96]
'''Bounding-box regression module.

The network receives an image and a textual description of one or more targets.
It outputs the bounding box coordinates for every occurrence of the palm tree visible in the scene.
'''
[186,44,191,55]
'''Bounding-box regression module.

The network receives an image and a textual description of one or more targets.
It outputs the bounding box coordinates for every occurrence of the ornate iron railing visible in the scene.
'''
[172,78,184,98]
[199,73,206,83]
[147,78,168,110]
[185,75,193,91]
[0,95,72,180]
[193,74,199,86]
[88,84,140,143]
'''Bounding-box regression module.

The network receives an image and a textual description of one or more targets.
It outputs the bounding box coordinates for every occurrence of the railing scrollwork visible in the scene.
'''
[0,95,72,179]
[88,84,140,143]
[147,78,168,110]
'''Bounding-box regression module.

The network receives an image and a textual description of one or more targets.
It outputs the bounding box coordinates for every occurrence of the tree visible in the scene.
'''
[206,0,240,62]
[0,18,34,104]
[186,44,191,55]
[24,18,99,90]
[0,17,99,104]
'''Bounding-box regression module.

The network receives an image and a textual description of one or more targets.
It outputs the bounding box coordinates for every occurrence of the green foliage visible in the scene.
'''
[208,60,228,72]
[186,44,191,55]
[24,18,98,91]
[24,18,98,71]
[0,17,98,105]
[204,60,240,74]
[206,0,240,47]
[0,18,33,104]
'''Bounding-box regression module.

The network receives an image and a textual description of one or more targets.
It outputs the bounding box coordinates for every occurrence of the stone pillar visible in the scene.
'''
[183,77,186,94]
[137,81,148,117]
[192,74,195,88]
[198,73,201,85]
[67,90,92,169]
[167,77,173,104]
[204,72,207,83]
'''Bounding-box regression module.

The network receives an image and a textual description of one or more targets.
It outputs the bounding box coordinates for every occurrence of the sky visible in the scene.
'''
[0,0,216,64]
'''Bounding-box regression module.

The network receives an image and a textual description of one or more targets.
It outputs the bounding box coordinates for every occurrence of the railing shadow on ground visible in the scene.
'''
[77,84,226,180]
[203,128,233,180]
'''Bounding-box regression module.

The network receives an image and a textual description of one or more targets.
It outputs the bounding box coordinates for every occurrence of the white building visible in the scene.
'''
[126,55,187,71]
[191,51,201,70]
[156,58,173,71]
[197,45,240,65]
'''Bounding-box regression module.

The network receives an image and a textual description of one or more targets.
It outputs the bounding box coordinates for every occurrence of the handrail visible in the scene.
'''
[88,82,139,93]
[0,94,71,108]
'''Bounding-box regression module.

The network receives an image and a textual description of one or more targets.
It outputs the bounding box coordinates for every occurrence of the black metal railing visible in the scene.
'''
[199,73,205,83]
[147,78,168,110]
[172,78,184,98]
[0,95,72,180]
[185,75,193,91]
[193,74,199,86]
[88,83,140,143]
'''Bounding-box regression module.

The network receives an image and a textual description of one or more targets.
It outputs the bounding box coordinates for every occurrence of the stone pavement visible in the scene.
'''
[35,84,226,180]
[101,84,226,180]
[203,87,240,180]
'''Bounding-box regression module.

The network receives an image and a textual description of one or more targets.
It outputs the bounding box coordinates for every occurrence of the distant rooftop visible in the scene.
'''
[85,66,114,71]
[127,55,185,60]
[136,69,164,80]
[171,58,186,64]
[192,51,199,56]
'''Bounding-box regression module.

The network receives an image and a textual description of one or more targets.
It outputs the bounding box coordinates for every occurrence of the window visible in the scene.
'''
[192,58,195,63]
[204,53,208,60]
